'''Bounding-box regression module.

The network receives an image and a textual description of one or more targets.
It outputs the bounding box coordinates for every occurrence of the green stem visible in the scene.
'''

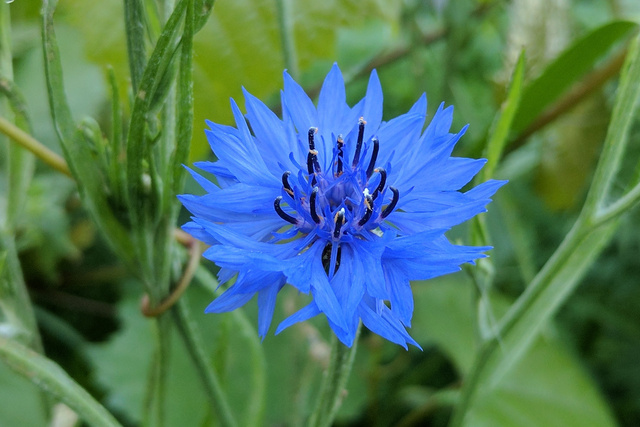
[143,314,172,427]
[0,336,122,427]
[275,0,298,79]
[172,298,238,427]
[307,326,361,427]
[595,182,640,226]
[449,33,640,427]
[582,35,640,217]
[0,115,71,177]
[450,221,587,427]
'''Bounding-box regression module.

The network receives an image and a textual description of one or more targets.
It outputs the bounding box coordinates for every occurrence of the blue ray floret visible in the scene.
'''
[179,64,506,349]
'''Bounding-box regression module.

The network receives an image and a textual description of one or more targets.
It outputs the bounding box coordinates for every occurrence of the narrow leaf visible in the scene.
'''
[481,51,525,182]
[41,0,137,268]
[511,21,638,135]
[1,77,35,230]
[170,0,195,203]
[194,0,215,33]
[124,0,147,94]
[125,0,188,226]
[108,67,125,205]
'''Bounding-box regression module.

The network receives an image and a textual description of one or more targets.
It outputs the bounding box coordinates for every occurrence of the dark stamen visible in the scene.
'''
[371,167,387,200]
[358,192,374,226]
[282,171,294,197]
[274,196,297,224]
[365,137,379,178]
[306,127,321,175]
[308,127,317,150]
[335,135,344,176]
[352,117,366,168]
[321,243,342,273]
[333,208,345,239]
[310,187,321,224]
[307,128,321,185]
[381,187,399,218]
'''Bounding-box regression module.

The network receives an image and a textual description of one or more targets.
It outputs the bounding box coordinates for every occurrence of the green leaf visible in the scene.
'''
[194,0,215,33]
[125,0,188,228]
[487,221,619,385]
[194,267,266,426]
[0,232,41,350]
[89,277,265,427]
[169,0,195,209]
[0,363,48,426]
[1,77,35,231]
[466,337,616,427]
[87,290,206,426]
[108,67,125,206]
[481,51,525,182]
[511,20,638,135]
[124,0,147,94]
[0,335,121,427]
[41,0,137,270]
[412,276,617,427]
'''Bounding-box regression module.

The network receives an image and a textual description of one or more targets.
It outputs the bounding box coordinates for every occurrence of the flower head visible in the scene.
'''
[179,64,505,348]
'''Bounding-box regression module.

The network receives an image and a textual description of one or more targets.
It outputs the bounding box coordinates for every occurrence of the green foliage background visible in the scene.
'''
[1,0,640,426]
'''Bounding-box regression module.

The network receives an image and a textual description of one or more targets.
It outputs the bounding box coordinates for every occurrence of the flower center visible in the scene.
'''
[273,118,400,241]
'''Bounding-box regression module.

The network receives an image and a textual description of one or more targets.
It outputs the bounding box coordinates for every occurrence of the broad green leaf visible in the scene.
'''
[0,335,121,427]
[0,364,49,426]
[511,20,638,136]
[89,278,265,427]
[412,276,616,427]
[466,337,616,427]
[58,0,400,160]
[87,290,208,426]
[13,24,106,151]
[194,267,266,426]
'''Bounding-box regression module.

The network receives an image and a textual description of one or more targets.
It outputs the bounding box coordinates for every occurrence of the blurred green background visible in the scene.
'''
[2,0,640,426]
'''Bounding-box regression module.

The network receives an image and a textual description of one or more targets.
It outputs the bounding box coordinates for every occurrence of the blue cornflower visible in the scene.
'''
[179,64,505,349]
